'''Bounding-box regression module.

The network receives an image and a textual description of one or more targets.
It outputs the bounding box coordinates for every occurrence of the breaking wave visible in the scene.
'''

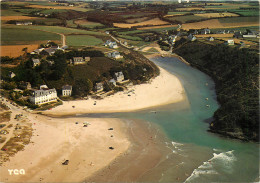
[184,150,237,183]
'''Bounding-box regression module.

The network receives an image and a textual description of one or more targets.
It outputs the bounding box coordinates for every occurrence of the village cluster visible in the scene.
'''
[5,38,129,107]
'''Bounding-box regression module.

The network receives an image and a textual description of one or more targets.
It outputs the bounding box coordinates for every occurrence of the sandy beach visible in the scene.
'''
[43,66,185,116]
[0,59,188,182]
[0,108,130,182]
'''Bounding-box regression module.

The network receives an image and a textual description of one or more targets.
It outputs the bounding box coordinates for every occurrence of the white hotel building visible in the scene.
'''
[30,88,57,105]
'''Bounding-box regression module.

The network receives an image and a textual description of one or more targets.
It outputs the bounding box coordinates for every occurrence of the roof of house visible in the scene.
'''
[73,57,84,61]
[62,85,72,90]
[33,88,56,97]
[32,59,40,64]
[115,71,124,77]
[109,79,116,83]
[44,48,58,54]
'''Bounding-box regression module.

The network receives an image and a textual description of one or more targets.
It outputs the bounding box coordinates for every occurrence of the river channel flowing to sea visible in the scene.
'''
[82,57,259,182]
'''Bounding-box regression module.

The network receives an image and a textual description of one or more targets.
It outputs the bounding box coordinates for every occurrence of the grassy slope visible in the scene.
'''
[66,35,103,47]
[1,27,60,45]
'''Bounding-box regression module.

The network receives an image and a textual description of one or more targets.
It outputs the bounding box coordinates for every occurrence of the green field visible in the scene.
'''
[118,35,143,41]
[219,16,259,24]
[118,30,144,35]
[1,10,25,16]
[39,9,68,14]
[66,35,103,47]
[228,9,259,17]
[66,20,77,28]
[3,25,104,36]
[1,28,60,45]
[166,15,206,23]
[167,11,190,15]
[211,26,259,32]
[148,26,178,32]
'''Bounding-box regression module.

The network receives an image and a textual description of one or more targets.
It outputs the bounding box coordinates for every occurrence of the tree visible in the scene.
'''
[73,79,93,97]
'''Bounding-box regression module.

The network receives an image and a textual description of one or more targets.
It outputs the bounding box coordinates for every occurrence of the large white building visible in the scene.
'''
[30,88,57,105]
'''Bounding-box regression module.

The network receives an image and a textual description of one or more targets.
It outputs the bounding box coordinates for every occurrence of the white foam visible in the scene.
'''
[171,141,183,147]
[184,150,237,182]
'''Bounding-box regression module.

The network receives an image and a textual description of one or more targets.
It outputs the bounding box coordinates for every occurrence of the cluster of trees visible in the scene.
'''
[174,42,259,142]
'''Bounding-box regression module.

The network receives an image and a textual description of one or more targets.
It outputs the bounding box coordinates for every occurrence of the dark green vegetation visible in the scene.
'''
[1,28,60,45]
[1,49,159,98]
[174,42,259,142]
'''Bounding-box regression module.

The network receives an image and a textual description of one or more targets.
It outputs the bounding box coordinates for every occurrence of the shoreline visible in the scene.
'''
[42,66,186,116]
[0,55,190,182]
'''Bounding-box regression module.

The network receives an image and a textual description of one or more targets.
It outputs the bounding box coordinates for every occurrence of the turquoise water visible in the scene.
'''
[115,57,259,182]
[81,57,259,182]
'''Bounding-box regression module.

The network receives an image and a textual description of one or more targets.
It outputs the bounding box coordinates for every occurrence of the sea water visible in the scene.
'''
[80,57,259,182]
[114,57,259,182]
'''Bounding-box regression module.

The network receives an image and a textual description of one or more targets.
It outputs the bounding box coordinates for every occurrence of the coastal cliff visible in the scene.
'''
[174,42,259,142]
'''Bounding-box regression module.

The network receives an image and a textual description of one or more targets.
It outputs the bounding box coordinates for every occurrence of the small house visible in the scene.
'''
[201,28,210,34]
[32,59,40,67]
[19,82,31,90]
[62,85,72,96]
[209,37,214,41]
[188,34,196,41]
[114,72,124,82]
[71,57,90,65]
[42,47,59,56]
[31,48,45,55]
[109,42,118,49]
[9,72,16,79]
[109,79,116,86]
[227,40,234,46]
[95,83,103,92]
[243,32,257,38]
[108,51,123,59]
[233,31,242,38]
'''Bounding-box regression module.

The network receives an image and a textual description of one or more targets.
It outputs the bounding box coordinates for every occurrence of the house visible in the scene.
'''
[243,32,257,38]
[47,60,54,66]
[31,48,45,55]
[109,79,116,86]
[233,31,242,38]
[108,51,123,59]
[217,30,226,34]
[19,82,31,90]
[201,28,210,34]
[16,22,32,26]
[114,71,124,82]
[187,34,196,41]
[227,40,234,46]
[70,57,90,65]
[105,31,110,34]
[32,59,40,67]
[104,40,118,49]
[62,85,72,96]
[9,72,16,79]
[169,35,177,44]
[209,37,214,41]
[95,83,103,92]
[30,88,57,105]
[40,85,48,89]
[42,47,59,56]
[61,45,68,50]
[109,42,118,49]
